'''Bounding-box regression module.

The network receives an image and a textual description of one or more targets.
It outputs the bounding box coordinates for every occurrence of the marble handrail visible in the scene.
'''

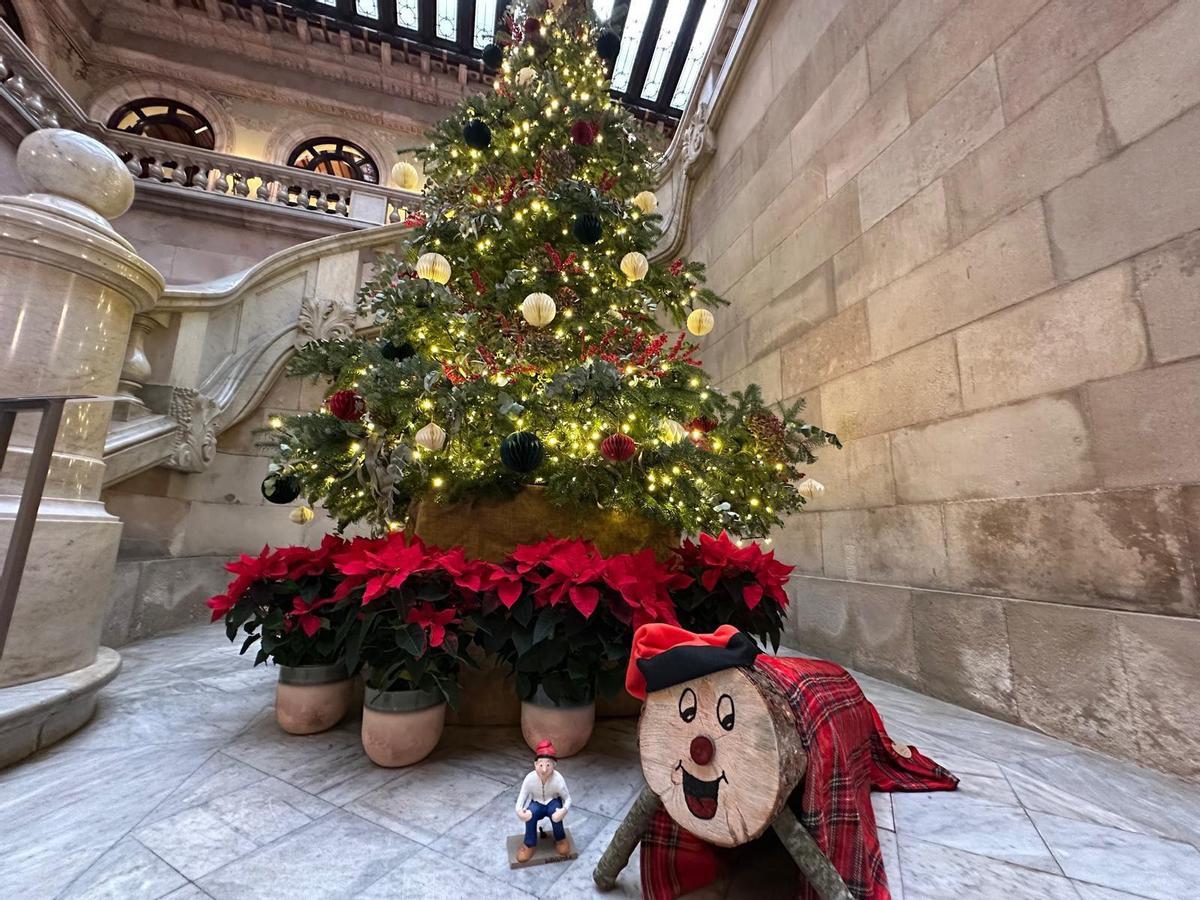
[103,224,411,485]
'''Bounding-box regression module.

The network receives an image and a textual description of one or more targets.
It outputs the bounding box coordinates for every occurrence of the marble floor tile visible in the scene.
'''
[360,846,536,899]
[134,805,261,881]
[4,627,1199,900]
[161,886,214,900]
[1002,767,1146,837]
[223,713,397,802]
[134,766,335,874]
[1071,883,1157,900]
[428,789,606,896]
[555,750,642,818]
[549,809,641,900]
[429,725,535,785]
[0,741,213,899]
[346,759,510,844]
[1028,810,1200,899]
[1007,751,1200,850]
[138,752,274,827]
[891,792,1060,874]
[879,707,1073,763]
[197,809,420,900]
[897,836,1080,899]
[872,791,895,831]
[54,680,268,754]
[58,836,187,900]
[878,828,903,899]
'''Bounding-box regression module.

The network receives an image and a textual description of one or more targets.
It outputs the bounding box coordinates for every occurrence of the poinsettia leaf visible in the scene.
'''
[511,594,533,627]
[596,665,627,699]
[531,609,556,646]
[512,626,534,657]
[240,633,260,655]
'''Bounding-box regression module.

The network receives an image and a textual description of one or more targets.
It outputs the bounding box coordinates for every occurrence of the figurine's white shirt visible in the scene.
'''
[516,770,571,813]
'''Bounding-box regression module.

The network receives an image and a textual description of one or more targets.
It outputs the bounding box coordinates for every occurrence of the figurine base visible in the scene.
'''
[507,828,579,868]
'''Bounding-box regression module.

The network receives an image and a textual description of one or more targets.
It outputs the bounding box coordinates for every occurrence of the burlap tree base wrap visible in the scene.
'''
[408,486,679,725]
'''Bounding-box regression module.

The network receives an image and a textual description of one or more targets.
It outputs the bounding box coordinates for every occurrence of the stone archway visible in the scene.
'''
[87,76,238,155]
[262,119,396,186]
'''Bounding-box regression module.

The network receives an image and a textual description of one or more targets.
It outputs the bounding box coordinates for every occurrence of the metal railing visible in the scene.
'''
[0,396,86,657]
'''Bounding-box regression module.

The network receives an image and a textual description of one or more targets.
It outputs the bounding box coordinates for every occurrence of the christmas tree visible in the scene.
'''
[271,0,839,541]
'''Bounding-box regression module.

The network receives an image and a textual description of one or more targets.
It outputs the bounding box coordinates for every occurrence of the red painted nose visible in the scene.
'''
[690,735,714,766]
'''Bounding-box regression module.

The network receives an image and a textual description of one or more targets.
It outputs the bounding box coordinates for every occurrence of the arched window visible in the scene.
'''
[0,0,23,41]
[287,138,379,183]
[107,98,216,149]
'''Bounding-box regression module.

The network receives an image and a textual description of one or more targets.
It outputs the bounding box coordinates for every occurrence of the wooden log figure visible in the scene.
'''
[594,624,959,899]
[639,661,806,847]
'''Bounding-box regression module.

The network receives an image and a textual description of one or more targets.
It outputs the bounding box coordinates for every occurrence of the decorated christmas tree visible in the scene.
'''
[268,0,838,541]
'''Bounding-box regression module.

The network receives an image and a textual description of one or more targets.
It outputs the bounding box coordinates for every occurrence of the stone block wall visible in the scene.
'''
[684,0,1200,778]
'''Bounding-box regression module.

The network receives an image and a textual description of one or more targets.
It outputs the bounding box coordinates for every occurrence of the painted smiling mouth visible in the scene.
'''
[677,762,727,820]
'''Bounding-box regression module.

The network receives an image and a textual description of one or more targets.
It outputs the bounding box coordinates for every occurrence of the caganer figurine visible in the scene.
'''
[514,739,572,862]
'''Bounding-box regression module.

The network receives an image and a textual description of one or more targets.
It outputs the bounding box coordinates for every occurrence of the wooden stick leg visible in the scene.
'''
[592,785,661,891]
[771,806,855,900]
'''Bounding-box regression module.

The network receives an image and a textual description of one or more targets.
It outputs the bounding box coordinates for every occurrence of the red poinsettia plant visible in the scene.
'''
[671,531,793,651]
[332,533,484,707]
[471,537,691,705]
[206,535,357,667]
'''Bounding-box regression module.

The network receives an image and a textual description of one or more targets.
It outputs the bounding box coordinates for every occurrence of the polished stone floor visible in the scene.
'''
[3,626,1199,900]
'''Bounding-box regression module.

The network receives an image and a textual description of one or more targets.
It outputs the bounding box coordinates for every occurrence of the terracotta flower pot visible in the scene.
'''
[521,687,595,758]
[275,661,354,735]
[361,686,446,767]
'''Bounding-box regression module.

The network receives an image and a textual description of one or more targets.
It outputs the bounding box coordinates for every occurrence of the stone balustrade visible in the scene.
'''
[103,130,421,226]
[0,21,422,228]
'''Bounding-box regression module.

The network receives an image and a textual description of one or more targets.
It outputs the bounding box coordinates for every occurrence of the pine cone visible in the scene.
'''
[540,147,577,179]
[747,410,786,457]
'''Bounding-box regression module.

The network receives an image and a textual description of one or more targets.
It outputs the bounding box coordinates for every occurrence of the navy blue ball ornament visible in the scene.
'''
[261,472,302,504]
[597,31,620,62]
[380,339,415,361]
[573,212,603,244]
[500,431,545,473]
[463,119,492,150]
[481,43,504,69]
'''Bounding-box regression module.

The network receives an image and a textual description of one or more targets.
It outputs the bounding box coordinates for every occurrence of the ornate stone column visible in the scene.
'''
[0,130,163,763]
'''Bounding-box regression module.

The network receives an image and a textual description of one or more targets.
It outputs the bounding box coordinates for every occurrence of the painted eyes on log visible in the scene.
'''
[678,688,697,722]
[717,694,735,731]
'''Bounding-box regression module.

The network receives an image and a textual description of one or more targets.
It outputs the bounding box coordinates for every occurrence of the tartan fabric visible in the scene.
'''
[640,655,958,900]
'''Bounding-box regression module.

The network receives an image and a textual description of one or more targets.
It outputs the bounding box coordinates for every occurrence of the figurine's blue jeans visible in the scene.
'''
[523,798,565,847]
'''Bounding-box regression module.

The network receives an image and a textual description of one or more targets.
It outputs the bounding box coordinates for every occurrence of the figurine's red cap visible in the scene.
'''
[534,739,557,759]
[625,623,759,700]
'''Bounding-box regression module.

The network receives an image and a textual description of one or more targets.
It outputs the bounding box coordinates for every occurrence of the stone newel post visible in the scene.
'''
[0,130,163,757]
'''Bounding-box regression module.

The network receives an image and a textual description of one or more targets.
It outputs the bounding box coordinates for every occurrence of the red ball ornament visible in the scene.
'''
[327,390,365,421]
[570,119,598,146]
[685,415,718,434]
[601,433,637,462]
[524,16,541,34]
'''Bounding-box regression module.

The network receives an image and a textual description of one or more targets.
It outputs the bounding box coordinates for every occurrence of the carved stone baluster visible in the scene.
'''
[145,153,165,182]
[231,172,250,198]
[113,313,157,419]
[166,155,186,185]
[335,193,349,216]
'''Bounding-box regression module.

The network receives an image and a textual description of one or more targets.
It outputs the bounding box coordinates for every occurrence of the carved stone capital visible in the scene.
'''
[297,295,357,347]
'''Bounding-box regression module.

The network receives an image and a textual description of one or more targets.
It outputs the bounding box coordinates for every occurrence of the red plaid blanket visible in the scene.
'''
[640,656,958,899]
